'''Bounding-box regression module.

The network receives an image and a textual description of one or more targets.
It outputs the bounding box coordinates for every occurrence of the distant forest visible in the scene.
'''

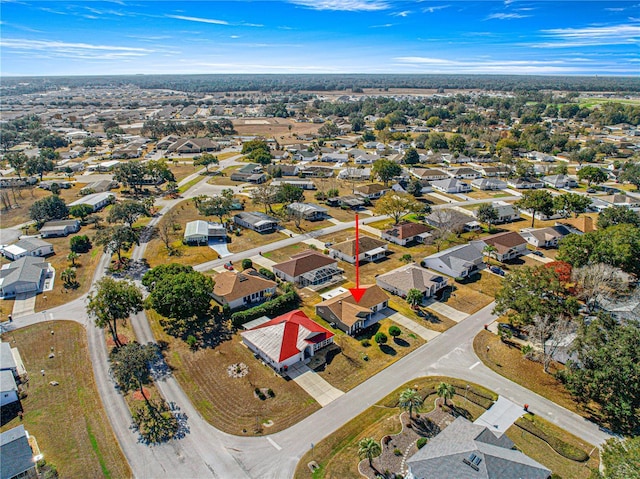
[2,74,640,96]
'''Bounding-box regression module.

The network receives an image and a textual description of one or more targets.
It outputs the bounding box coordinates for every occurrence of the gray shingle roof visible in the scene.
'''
[407,417,550,479]
[0,256,49,291]
[0,425,35,479]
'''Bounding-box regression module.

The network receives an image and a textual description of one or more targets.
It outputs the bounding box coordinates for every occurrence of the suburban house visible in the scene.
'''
[476,165,511,177]
[329,236,388,264]
[0,342,25,379]
[286,203,328,221]
[1,238,54,261]
[431,178,471,194]
[520,226,571,248]
[542,174,578,188]
[410,168,449,181]
[0,425,38,479]
[507,178,545,189]
[354,183,389,200]
[166,137,219,154]
[230,164,267,184]
[267,164,299,176]
[270,179,316,190]
[472,201,519,224]
[326,195,367,209]
[471,231,528,262]
[471,178,507,191]
[38,219,81,238]
[240,310,334,373]
[599,194,640,209]
[425,208,478,232]
[211,269,277,310]
[337,168,371,181]
[381,222,431,246]
[406,417,551,479]
[353,153,377,164]
[68,192,115,212]
[315,285,389,335]
[0,370,18,407]
[272,250,342,288]
[321,152,348,163]
[376,265,447,300]
[447,167,482,180]
[422,244,485,279]
[183,220,227,245]
[233,212,279,233]
[0,256,53,299]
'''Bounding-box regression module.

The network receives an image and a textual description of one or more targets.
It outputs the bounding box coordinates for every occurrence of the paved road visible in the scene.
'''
[1,168,615,478]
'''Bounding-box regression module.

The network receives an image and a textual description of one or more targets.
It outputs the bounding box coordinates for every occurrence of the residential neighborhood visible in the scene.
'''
[0,70,638,479]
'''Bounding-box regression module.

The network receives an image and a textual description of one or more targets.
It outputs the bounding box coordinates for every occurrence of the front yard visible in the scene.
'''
[146,310,321,435]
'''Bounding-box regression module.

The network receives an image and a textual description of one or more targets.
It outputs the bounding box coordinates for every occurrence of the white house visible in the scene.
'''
[272,250,341,287]
[376,265,447,300]
[329,236,388,264]
[0,256,53,299]
[286,203,328,221]
[473,201,519,224]
[39,219,81,238]
[422,244,485,279]
[0,370,18,407]
[471,178,507,191]
[1,238,54,261]
[381,222,431,246]
[241,310,334,373]
[233,212,279,233]
[470,231,528,262]
[431,178,471,194]
[68,192,115,212]
[542,174,578,189]
[183,220,227,245]
[520,226,571,248]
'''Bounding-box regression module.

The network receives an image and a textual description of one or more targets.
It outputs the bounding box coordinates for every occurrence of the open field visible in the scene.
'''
[233,118,321,145]
[0,321,131,479]
[293,376,496,479]
[0,183,83,228]
[166,161,199,182]
[147,310,321,435]
[473,330,601,421]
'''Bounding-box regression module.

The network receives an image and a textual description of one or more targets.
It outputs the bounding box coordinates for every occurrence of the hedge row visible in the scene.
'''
[231,291,298,327]
[515,417,589,462]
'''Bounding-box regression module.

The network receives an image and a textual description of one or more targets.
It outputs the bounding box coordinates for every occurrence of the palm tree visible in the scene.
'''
[406,288,423,310]
[357,437,381,468]
[61,267,77,289]
[398,388,424,419]
[437,382,456,407]
[67,251,79,267]
[483,245,498,266]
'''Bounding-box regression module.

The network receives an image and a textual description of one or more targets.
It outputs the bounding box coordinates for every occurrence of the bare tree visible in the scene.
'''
[572,263,629,313]
[526,315,575,373]
[157,209,179,254]
[251,184,279,214]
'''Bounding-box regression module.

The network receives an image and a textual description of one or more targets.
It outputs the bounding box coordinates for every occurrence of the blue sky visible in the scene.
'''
[1,1,639,76]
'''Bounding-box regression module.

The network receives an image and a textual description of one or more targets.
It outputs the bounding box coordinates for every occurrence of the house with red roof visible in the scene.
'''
[240,310,334,373]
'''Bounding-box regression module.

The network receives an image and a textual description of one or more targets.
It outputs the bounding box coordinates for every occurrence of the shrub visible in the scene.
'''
[388,326,401,337]
[186,335,197,349]
[521,344,533,356]
[374,332,388,345]
[515,417,589,462]
[70,235,91,253]
[393,448,402,456]
[230,291,298,327]
[400,253,413,263]
[417,437,428,449]
[267,388,275,398]
[258,268,275,280]
[308,244,318,250]
[242,258,253,270]
[361,339,371,347]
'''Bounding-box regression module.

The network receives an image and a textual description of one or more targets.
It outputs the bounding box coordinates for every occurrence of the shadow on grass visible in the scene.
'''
[393,337,410,347]
[379,344,397,356]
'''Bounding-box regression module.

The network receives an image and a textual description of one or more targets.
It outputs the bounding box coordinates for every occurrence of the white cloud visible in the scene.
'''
[486,12,530,20]
[533,23,640,48]
[605,7,625,12]
[392,56,595,74]
[166,14,229,25]
[391,10,411,17]
[370,23,395,28]
[288,0,389,11]
[0,38,153,60]
[423,5,450,13]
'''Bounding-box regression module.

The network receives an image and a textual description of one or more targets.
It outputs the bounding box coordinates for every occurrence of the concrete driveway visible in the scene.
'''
[12,292,36,318]
[386,310,441,341]
[424,298,469,322]
[208,238,231,258]
[286,363,344,407]
[474,396,524,435]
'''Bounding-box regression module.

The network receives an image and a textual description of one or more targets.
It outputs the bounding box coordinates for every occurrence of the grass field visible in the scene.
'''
[146,310,321,435]
[0,321,131,479]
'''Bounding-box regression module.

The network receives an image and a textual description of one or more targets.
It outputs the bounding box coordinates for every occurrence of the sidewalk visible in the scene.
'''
[287,363,344,407]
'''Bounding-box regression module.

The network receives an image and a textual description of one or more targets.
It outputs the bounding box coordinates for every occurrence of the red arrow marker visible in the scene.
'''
[349,213,368,303]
